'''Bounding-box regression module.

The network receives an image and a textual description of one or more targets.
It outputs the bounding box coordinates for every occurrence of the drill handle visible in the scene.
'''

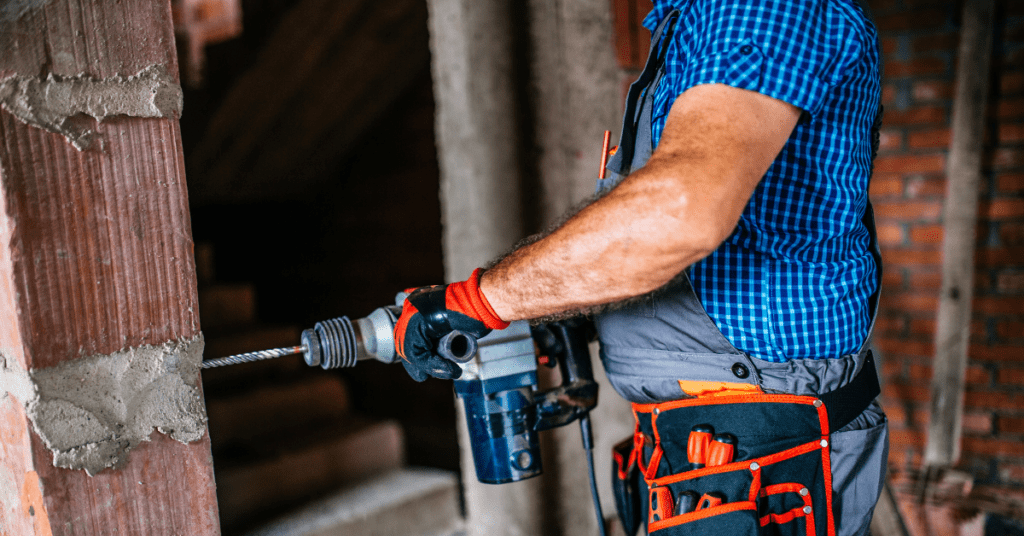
[532,318,597,385]
[391,293,478,363]
[530,318,599,431]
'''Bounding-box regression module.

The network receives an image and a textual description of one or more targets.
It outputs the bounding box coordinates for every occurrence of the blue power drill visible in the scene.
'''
[201,300,600,485]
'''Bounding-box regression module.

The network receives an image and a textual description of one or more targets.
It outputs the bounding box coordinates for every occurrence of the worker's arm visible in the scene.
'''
[480,83,802,321]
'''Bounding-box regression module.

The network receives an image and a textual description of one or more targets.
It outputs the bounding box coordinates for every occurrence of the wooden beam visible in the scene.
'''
[188,0,430,202]
[925,0,996,467]
[0,0,219,533]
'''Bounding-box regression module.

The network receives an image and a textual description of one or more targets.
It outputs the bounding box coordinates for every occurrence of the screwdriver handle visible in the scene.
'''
[674,490,700,515]
[696,492,725,511]
[649,486,674,524]
[687,424,714,469]
[706,433,737,467]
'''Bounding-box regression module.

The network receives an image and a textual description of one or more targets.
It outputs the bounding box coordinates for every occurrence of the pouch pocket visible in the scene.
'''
[648,439,831,536]
[633,394,852,536]
[649,502,759,534]
[612,436,642,536]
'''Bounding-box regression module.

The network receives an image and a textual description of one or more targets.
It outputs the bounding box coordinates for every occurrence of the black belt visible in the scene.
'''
[818,350,881,433]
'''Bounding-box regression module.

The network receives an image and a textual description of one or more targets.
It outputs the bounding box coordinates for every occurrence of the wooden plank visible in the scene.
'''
[230,0,429,197]
[0,0,219,533]
[188,0,370,188]
[215,419,404,531]
[925,0,996,467]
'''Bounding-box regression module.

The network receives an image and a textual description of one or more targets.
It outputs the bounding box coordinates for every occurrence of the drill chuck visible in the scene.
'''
[301,306,403,369]
[302,317,359,369]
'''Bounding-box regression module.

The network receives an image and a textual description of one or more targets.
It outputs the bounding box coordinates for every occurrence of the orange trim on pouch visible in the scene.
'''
[632,392,821,414]
[648,501,757,532]
[821,433,836,536]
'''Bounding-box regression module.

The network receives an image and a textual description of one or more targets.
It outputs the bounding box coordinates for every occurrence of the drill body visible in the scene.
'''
[203,296,599,485]
[454,319,598,483]
[298,302,599,485]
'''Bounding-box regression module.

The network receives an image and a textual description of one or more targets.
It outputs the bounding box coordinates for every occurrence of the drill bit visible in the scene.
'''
[201,346,305,369]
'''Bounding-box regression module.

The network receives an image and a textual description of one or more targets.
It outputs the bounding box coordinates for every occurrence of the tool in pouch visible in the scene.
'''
[611,353,880,536]
[202,296,607,535]
[648,427,734,526]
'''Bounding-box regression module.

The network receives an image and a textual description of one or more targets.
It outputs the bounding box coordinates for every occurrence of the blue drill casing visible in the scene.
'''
[454,371,541,483]
[453,320,598,484]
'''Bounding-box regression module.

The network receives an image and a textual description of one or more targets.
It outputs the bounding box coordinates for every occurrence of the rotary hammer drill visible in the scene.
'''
[201,296,600,485]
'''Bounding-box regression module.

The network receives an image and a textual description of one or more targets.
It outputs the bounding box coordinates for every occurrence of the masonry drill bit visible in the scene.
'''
[199,311,474,370]
[201,346,305,369]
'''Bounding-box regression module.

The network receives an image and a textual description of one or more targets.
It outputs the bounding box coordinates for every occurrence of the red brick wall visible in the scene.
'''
[872,0,1024,499]
[609,0,1024,527]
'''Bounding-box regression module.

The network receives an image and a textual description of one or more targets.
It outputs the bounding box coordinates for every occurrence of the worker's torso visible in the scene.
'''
[596,0,882,403]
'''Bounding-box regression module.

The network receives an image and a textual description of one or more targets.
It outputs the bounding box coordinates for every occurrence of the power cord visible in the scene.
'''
[580,414,607,536]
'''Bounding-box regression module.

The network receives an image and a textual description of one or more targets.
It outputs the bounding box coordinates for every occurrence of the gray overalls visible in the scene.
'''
[599,10,889,536]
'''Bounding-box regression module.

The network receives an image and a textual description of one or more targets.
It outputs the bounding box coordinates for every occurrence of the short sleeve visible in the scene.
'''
[667,0,858,118]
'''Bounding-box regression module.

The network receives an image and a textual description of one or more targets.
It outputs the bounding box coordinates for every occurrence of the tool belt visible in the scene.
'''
[612,353,880,536]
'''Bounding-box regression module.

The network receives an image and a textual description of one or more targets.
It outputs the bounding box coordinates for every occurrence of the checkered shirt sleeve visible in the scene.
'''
[642,0,881,362]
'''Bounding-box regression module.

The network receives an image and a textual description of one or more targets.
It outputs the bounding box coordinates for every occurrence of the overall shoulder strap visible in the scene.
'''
[605,10,680,177]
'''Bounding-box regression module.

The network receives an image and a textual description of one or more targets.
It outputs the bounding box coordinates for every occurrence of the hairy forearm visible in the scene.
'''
[481,155,726,321]
[479,84,801,322]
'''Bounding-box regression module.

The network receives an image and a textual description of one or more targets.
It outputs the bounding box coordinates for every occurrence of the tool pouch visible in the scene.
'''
[633,394,844,536]
[631,352,880,535]
[612,436,642,536]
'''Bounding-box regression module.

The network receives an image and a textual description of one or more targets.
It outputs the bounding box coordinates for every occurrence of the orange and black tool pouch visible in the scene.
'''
[613,355,879,536]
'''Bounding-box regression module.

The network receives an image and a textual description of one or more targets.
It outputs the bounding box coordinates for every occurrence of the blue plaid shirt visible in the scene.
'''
[644,0,880,362]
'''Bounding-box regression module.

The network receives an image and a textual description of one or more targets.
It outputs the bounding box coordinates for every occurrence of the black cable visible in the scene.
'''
[579,414,607,536]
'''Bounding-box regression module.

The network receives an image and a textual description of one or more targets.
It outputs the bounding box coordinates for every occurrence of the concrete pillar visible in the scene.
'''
[525,2,634,534]
[425,1,540,535]
[426,0,527,282]
[427,0,632,533]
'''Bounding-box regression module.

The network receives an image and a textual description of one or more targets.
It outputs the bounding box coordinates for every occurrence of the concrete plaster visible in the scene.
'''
[0,334,207,476]
[0,64,183,151]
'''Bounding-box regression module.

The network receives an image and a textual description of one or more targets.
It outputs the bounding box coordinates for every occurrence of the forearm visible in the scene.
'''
[480,158,724,321]
[479,84,801,322]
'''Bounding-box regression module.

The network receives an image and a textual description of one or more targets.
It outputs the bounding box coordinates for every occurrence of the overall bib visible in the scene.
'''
[600,10,889,536]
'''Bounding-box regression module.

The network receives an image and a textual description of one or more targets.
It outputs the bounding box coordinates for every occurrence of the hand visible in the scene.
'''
[393,268,509,381]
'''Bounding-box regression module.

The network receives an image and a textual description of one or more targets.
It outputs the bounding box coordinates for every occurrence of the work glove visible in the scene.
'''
[394,268,509,381]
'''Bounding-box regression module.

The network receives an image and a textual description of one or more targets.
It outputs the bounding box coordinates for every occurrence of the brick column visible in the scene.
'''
[872,0,1024,532]
[0,0,220,533]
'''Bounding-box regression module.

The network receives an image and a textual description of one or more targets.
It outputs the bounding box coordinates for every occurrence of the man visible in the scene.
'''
[395,1,888,534]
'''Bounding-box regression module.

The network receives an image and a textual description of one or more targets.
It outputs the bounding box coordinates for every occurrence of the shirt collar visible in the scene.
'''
[642,0,688,32]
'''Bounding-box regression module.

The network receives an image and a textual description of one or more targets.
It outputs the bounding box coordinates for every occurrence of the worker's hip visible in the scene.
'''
[599,342,876,403]
[611,370,887,536]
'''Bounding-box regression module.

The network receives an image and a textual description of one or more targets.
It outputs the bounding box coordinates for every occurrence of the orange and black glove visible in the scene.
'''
[394,268,509,382]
